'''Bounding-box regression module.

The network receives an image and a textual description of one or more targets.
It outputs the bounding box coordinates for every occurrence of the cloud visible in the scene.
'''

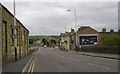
[1,2,118,35]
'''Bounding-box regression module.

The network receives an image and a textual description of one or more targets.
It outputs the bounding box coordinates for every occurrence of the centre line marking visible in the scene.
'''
[57,54,81,62]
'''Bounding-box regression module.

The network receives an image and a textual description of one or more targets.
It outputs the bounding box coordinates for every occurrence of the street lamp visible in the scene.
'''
[67,10,78,50]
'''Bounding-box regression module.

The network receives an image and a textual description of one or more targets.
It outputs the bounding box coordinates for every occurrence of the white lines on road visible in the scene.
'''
[69,58,81,62]
[57,54,81,62]
[50,51,114,71]
[87,63,111,70]
[56,54,112,70]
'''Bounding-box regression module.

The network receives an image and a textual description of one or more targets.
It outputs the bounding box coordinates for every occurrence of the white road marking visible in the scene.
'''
[49,51,115,71]
[69,58,81,61]
[56,54,81,62]
[87,63,111,70]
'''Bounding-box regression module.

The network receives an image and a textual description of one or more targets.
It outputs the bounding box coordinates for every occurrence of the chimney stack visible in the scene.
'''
[110,29,114,32]
[71,28,74,32]
[102,28,106,32]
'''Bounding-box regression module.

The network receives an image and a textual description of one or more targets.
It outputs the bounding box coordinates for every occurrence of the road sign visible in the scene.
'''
[12,35,20,38]
[11,25,20,29]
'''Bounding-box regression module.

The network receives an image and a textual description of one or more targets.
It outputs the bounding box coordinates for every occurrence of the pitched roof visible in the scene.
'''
[1,3,29,33]
[77,26,98,32]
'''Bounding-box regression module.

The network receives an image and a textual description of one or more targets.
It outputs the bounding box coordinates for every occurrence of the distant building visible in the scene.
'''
[100,28,118,37]
[69,28,76,50]
[0,4,29,63]
[60,32,70,51]
[59,26,119,51]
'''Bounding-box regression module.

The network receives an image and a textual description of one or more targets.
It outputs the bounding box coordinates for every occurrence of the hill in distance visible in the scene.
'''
[29,35,60,42]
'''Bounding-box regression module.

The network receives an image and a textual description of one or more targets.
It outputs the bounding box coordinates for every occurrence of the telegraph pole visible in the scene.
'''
[67,10,78,49]
[13,0,17,61]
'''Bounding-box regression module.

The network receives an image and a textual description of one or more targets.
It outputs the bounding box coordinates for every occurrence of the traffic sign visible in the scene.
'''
[12,35,20,38]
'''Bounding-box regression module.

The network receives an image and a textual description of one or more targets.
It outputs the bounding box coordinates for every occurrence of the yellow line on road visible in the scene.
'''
[28,60,34,73]
[28,55,36,74]
[31,59,35,73]
[22,55,34,72]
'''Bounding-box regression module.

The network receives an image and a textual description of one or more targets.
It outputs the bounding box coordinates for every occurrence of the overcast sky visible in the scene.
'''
[1,1,118,36]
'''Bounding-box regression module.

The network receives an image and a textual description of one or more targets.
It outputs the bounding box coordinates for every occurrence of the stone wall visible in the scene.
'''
[0,3,2,74]
[2,4,29,63]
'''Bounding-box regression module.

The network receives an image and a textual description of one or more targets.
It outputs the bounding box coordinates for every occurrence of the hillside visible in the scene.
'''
[29,35,60,42]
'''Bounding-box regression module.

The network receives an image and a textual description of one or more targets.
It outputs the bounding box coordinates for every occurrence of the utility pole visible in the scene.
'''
[13,0,17,61]
[67,10,78,49]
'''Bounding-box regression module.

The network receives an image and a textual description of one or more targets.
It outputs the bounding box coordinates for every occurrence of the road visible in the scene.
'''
[29,47,118,72]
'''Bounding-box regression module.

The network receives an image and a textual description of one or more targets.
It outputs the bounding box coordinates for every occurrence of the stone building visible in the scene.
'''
[60,26,119,51]
[60,28,76,51]
[76,26,103,47]
[100,28,118,37]
[60,32,70,51]
[0,3,2,73]
[69,28,76,50]
[0,4,29,63]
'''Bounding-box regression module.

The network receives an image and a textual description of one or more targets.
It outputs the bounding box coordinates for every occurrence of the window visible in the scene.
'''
[3,20,8,53]
[11,25,14,44]
[16,28,19,46]
[71,41,74,44]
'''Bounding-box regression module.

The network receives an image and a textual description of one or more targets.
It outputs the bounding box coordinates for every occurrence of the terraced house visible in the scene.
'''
[60,28,76,51]
[0,4,29,63]
[60,26,119,51]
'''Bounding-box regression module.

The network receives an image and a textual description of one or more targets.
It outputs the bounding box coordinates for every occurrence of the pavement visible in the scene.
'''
[2,53,33,72]
[68,51,120,60]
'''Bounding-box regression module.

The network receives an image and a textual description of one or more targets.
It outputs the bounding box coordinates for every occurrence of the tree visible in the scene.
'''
[42,39,48,45]
[51,39,56,44]
[103,35,120,46]
[29,39,34,45]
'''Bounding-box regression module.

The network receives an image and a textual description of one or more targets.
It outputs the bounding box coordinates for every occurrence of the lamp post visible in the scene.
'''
[67,10,78,50]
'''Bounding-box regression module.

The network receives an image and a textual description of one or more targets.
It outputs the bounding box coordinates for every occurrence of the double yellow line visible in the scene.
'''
[28,58,35,73]
[22,54,36,74]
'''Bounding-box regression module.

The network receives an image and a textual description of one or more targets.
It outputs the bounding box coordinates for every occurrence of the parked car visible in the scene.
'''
[44,45,47,48]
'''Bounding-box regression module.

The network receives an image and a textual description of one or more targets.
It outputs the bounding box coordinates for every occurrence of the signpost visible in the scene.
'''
[13,0,20,61]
